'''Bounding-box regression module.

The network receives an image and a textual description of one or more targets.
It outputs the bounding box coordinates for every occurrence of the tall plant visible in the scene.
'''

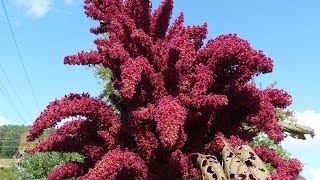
[27,0,303,179]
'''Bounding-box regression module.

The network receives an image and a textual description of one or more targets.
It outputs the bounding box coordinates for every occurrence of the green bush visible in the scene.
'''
[0,167,15,180]
[14,152,83,180]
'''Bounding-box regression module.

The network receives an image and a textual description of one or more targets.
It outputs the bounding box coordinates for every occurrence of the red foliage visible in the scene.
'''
[47,161,85,179]
[81,148,148,180]
[27,0,302,179]
[254,146,303,179]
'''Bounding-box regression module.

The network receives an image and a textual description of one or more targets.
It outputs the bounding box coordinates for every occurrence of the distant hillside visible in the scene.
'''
[0,125,30,158]
[0,124,55,159]
[18,128,53,154]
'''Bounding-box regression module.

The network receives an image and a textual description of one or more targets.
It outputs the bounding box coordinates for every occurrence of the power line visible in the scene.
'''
[0,146,28,148]
[0,139,22,142]
[0,139,21,141]
[1,0,41,112]
[0,64,33,120]
[0,141,21,143]
[0,79,28,125]
[0,138,21,140]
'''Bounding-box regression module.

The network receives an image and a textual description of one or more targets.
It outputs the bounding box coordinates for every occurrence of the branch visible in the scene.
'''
[279,121,315,140]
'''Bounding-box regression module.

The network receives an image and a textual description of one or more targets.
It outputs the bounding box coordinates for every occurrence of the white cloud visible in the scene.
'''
[282,110,320,146]
[309,168,320,180]
[282,110,320,180]
[56,117,73,128]
[15,0,53,18]
[0,116,8,126]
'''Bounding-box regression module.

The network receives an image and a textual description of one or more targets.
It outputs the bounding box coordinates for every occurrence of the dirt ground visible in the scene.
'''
[0,159,14,167]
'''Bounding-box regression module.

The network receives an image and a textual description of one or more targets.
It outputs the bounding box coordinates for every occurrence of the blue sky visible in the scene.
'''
[0,0,319,179]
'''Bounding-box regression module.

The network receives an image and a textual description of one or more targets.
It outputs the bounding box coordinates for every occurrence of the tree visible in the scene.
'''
[26,0,303,179]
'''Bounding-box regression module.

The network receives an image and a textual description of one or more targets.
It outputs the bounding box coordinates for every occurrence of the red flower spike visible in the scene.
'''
[254,146,303,180]
[47,161,84,180]
[167,12,184,40]
[198,34,273,87]
[265,88,292,108]
[94,38,130,64]
[169,150,201,179]
[132,128,160,162]
[125,0,151,34]
[129,105,160,162]
[155,96,187,148]
[185,23,208,50]
[80,148,148,180]
[27,119,106,163]
[64,51,104,65]
[120,57,150,99]
[150,0,173,39]
[27,93,121,141]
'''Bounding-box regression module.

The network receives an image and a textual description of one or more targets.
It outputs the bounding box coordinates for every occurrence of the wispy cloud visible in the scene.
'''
[0,116,8,126]
[64,0,73,6]
[15,0,53,18]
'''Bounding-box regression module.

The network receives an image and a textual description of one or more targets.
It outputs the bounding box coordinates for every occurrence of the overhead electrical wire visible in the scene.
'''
[0,64,33,120]
[1,0,41,112]
[0,79,28,125]
[0,139,20,141]
[0,146,29,148]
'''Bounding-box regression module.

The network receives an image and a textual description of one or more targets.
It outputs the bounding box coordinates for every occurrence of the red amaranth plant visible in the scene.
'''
[27,0,302,179]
